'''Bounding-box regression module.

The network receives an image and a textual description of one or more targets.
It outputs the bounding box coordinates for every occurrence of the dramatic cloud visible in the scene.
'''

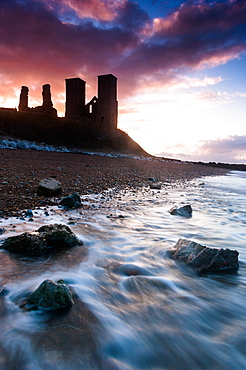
[40,0,127,21]
[0,0,245,112]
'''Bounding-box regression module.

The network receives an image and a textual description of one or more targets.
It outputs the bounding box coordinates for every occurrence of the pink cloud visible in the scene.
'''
[157,136,246,163]
[0,0,245,112]
[41,0,126,21]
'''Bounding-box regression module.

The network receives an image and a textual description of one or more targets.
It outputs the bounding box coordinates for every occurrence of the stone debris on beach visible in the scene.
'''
[37,177,62,196]
[59,192,82,208]
[169,204,192,217]
[2,224,83,256]
[167,238,239,274]
[23,279,74,310]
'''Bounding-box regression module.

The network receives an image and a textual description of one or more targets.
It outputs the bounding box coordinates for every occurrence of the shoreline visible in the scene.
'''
[0,148,227,219]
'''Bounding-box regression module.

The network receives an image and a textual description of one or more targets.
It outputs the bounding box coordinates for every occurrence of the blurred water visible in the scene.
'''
[0,171,245,369]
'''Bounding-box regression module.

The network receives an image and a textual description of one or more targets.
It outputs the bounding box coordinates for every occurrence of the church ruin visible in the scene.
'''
[18,73,118,130]
[65,73,118,129]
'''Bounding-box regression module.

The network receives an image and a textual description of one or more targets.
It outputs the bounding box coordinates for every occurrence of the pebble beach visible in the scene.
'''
[0,148,227,218]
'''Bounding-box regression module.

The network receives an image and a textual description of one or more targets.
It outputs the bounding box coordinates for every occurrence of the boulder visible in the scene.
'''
[2,224,82,256]
[37,224,81,248]
[1,232,47,256]
[23,279,74,310]
[37,177,62,196]
[169,204,192,217]
[167,238,239,274]
[59,193,81,208]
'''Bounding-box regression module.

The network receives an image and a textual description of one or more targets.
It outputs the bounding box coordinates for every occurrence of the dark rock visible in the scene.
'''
[2,232,47,256]
[169,204,192,217]
[112,263,149,276]
[25,209,33,217]
[0,228,5,235]
[150,182,161,190]
[59,193,81,209]
[37,224,81,248]
[37,178,62,196]
[167,238,239,274]
[2,224,82,256]
[23,279,74,310]
[0,287,7,296]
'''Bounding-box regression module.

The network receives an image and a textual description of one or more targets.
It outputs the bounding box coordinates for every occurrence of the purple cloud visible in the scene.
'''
[0,0,245,108]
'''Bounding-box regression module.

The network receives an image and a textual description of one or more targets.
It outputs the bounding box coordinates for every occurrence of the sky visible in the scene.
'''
[0,0,246,163]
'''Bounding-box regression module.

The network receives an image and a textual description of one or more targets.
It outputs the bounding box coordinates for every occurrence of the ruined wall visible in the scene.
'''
[18,84,57,117]
[65,78,86,118]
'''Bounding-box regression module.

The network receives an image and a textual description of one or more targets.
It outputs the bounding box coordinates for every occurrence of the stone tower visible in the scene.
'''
[42,84,53,111]
[65,78,86,118]
[96,74,118,129]
[18,86,29,112]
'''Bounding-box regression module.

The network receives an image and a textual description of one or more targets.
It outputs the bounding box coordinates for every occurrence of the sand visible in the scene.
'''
[0,148,227,218]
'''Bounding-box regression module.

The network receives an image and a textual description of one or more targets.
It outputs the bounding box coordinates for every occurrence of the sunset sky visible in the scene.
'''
[0,0,245,163]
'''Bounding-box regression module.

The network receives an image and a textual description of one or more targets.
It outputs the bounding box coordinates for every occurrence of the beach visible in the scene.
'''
[0,150,245,369]
[0,148,227,218]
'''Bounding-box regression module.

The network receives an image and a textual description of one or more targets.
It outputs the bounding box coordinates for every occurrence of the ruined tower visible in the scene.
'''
[42,84,53,111]
[65,78,85,118]
[18,86,29,112]
[96,74,118,129]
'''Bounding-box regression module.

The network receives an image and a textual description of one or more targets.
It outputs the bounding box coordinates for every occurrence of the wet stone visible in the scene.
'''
[167,238,239,275]
[23,279,74,310]
[2,224,83,256]
[59,193,81,209]
[150,182,162,190]
[169,204,192,217]
[0,228,5,235]
[25,209,34,217]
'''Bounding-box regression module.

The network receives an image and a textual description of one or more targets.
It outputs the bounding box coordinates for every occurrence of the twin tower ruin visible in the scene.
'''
[18,74,118,130]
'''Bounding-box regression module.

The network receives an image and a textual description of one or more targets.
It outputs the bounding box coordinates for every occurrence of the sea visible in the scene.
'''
[0,170,245,369]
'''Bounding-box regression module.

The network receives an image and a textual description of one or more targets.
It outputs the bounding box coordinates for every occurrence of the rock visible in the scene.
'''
[2,232,47,256]
[2,224,82,256]
[0,228,5,235]
[59,193,81,208]
[112,263,149,276]
[37,178,62,196]
[167,238,239,274]
[25,209,33,217]
[169,204,192,217]
[37,224,81,249]
[23,279,74,310]
[150,182,162,190]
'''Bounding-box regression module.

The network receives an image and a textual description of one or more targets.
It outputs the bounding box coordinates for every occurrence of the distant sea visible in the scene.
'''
[0,169,245,369]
